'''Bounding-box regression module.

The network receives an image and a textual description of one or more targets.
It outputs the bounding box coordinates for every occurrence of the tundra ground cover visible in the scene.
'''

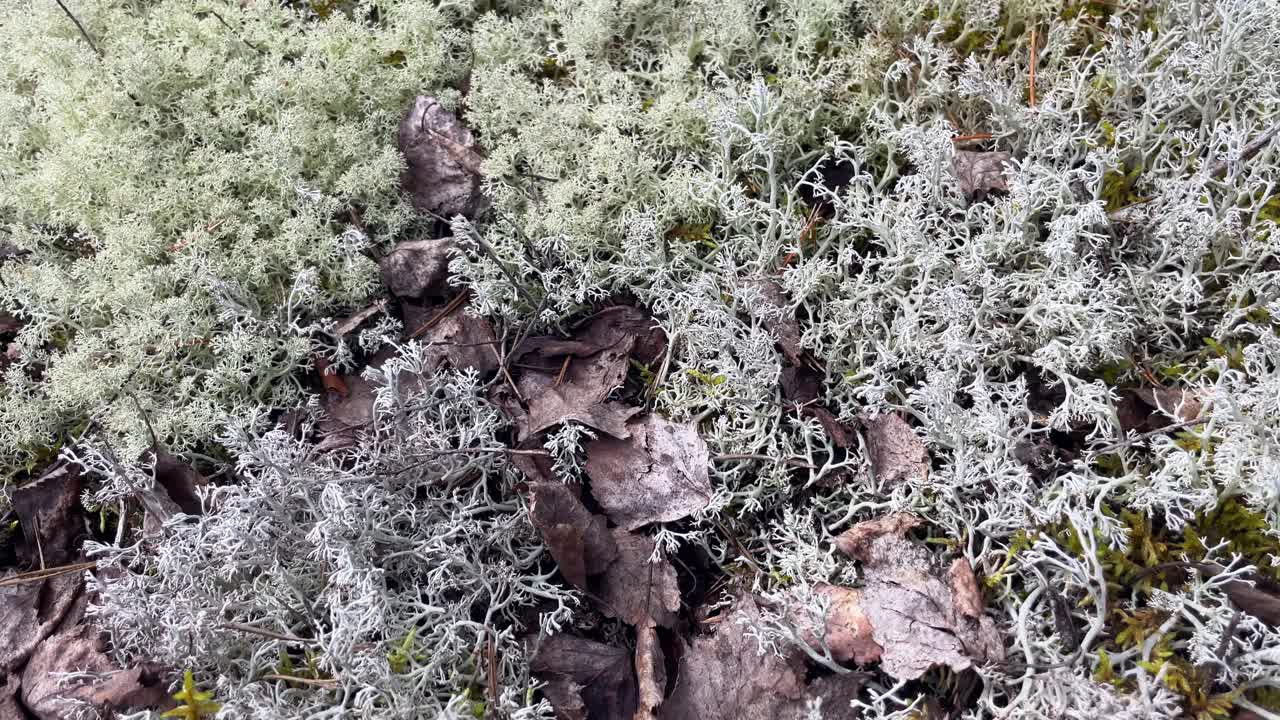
[2,0,1280,718]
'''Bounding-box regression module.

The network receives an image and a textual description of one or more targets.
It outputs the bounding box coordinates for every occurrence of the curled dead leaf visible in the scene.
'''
[807,583,882,664]
[585,414,712,530]
[947,558,985,620]
[533,634,638,720]
[861,413,928,487]
[515,306,657,365]
[598,529,680,629]
[952,150,1012,202]
[0,673,21,720]
[527,482,618,591]
[20,624,172,720]
[398,96,484,218]
[511,349,641,442]
[660,596,806,720]
[379,238,456,299]
[11,461,84,567]
[0,573,82,674]
[149,451,207,517]
[833,512,923,562]
[832,514,1005,680]
[403,297,499,375]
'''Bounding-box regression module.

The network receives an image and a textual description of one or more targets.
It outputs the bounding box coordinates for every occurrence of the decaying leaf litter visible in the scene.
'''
[6,92,1276,720]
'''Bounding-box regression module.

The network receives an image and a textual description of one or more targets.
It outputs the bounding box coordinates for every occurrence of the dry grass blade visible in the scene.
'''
[261,674,340,688]
[0,561,96,588]
[408,291,470,339]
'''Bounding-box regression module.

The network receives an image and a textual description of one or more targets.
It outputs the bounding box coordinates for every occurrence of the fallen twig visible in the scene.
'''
[54,0,102,57]
[1028,27,1038,108]
[712,453,816,469]
[1209,124,1280,179]
[217,623,314,645]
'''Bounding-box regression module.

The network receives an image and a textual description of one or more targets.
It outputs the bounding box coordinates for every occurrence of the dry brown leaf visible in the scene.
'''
[634,624,666,720]
[861,413,929,487]
[398,96,484,218]
[527,481,618,591]
[533,634,638,720]
[315,356,350,398]
[781,367,857,449]
[11,461,84,567]
[809,583,882,664]
[403,298,500,375]
[317,372,378,451]
[515,306,654,365]
[1133,387,1204,422]
[585,414,712,530]
[832,513,1005,680]
[540,679,588,720]
[379,238,456,299]
[952,150,1012,202]
[0,573,82,674]
[796,674,864,720]
[779,366,821,405]
[662,595,867,720]
[744,280,803,366]
[660,596,806,720]
[20,625,171,720]
[515,349,641,442]
[598,529,680,628]
[1224,577,1280,627]
[0,314,20,336]
[150,451,207,517]
[947,558,985,620]
[833,512,923,561]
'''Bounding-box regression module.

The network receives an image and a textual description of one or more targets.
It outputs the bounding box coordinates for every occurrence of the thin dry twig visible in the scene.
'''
[334,299,387,337]
[1209,124,1280,179]
[1028,27,1038,108]
[485,628,500,720]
